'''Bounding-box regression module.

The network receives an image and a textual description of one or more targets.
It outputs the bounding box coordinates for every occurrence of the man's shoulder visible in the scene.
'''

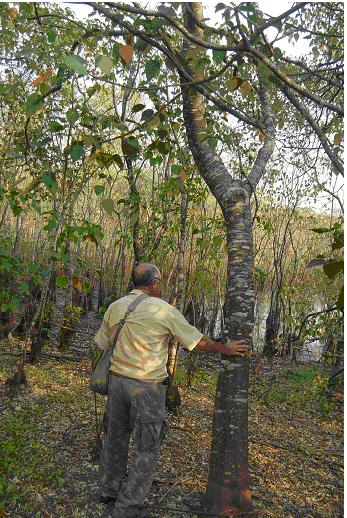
[106,295,132,313]
[146,298,184,321]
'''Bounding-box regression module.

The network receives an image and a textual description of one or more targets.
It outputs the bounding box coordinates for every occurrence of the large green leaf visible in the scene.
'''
[26,93,44,115]
[95,55,114,75]
[212,49,226,64]
[141,109,155,121]
[49,120,64,132]
[66,109,79,125]
[70,144,84,161]
[323,260,343,279]
[122,136,140,158]
[94,185,104,196]
[145,59,160,81]
[64,54,88,75]
[101,198,115,215]
[42,172,58,191]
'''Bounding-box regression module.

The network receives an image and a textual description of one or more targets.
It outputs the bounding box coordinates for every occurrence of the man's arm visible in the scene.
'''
[196,336,250,357]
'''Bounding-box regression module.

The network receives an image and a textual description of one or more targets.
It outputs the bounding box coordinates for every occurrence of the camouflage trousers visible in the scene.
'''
[99,373,167,518]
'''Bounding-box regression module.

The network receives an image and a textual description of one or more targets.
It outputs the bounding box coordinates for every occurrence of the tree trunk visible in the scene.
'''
[180,3,275,514]
[203,188,254,516]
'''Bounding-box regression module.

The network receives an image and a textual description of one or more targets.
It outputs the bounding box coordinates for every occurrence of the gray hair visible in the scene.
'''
[132,264,159,287]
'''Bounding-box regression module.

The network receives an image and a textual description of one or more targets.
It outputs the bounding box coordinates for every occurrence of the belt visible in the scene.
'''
[110,371,169,385]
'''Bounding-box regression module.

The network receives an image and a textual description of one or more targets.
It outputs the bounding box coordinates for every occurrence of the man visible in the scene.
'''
[94,263,248,518]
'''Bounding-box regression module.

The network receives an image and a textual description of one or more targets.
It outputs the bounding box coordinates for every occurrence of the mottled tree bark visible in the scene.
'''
[203,187,254,516]
[180,3,275,515]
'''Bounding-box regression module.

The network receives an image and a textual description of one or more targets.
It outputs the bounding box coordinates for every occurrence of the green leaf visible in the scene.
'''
[208,137,218,151]
[26,93,44,115]
[42,172,58,191]
[212,236,224,248]
[121,136,140,158]
[64,54,88,76]
[332,236,344,250]
[70,144,84,161]
[95,54,114,74]
[86,83,101,97]
[96,152,123,169]
[99,115,113,129]
[101,198,115,215]
[323,260,343,279]
[212,49,226,64]
[94,185,104,196]
[215,3,227,12]
[9,200,22,216]
[56,275,68,289]
[273,47,283,58]
[239,3,255,11]
[130,212,139,225]
[171,164,183,174]
[66,109,79,124]
[156,140,170,155]
[258,62,271,82]
[336,286,344,311]
[83,134,101,148]
[240,80,252,97]
[310,227,331,234]
[47,30,56,43]
[113,121,128,132]
[145,59,161,81]
[49,120,64,132]
[131,103,146,113]
[141,109,155,121]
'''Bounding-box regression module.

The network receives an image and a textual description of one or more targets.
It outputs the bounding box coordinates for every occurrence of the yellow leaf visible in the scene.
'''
[119,44,133,64]
[72,276,83,292]
[227,76,242,92]
[240,80,252,97]
[334,133,342,145]
[146,115,160,128]
[180,170,187,181]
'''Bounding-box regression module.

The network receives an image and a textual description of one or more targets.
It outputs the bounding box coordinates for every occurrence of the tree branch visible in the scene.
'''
[280,84,344,176]
[247,79,276,190]
[247,46,343,117]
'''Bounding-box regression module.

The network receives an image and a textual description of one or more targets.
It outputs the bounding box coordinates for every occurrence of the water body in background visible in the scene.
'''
[211,297,324,363]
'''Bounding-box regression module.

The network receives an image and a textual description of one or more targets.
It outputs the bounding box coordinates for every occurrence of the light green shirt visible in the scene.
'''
[94,289,203,382]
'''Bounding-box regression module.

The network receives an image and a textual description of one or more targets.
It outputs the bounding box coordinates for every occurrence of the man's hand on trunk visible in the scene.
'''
[196,337,251,357]
[222,340,250,357]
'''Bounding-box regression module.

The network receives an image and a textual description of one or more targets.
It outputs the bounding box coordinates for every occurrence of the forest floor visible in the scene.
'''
[0,307,343,518]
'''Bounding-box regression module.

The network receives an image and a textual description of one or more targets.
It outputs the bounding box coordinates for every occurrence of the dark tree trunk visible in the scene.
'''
[263,302,281,356]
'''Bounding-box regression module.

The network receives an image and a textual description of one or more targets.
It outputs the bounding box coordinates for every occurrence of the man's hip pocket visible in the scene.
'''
[139,411,167,451]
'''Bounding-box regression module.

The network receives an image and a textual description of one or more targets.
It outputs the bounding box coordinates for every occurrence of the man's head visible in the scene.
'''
[132,263,162,297]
